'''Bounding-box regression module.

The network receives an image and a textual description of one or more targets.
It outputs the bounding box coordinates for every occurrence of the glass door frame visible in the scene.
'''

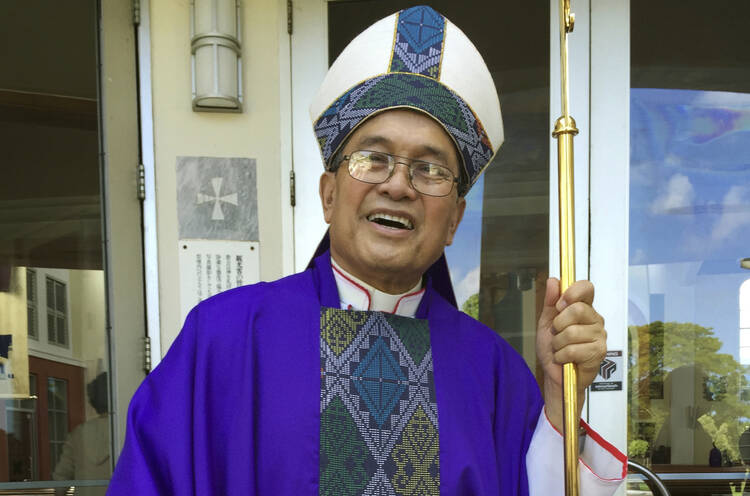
[549,0,629,454]
[586,0,630,453]
[98,0,148,469]
[290,0,331,272]
[0,0,146,490]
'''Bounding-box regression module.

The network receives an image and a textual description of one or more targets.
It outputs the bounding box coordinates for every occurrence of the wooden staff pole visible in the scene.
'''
[552,0,580,494]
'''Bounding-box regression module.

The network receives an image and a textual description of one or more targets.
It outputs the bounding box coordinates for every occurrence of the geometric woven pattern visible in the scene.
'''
[388,405,440,494]
[314,73,492,185]
[389,6,445,79]
[320,396,376,496]
[322,309,370,356]
[320,308,439,496]
[352,337,407,428]
[310,4,506,196]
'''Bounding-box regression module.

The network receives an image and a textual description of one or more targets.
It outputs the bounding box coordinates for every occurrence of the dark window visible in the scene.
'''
[45,278,68,347]
[47,377,68,473]
[26,269,37,339]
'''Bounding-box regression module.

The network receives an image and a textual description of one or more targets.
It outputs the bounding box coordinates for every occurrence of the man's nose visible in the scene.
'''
[380,162,418,199]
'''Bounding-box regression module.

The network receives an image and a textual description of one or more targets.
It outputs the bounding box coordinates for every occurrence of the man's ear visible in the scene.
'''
[444,196,467,246]
[319,171,337,224]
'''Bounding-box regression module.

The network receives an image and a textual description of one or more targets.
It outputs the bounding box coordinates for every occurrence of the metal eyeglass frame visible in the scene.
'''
[339,150,460,197]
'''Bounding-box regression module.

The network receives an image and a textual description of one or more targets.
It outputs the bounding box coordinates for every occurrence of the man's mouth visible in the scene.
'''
[367,213,414,230]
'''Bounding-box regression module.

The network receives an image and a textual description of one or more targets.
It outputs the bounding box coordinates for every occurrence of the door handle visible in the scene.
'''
[627,460,670,496]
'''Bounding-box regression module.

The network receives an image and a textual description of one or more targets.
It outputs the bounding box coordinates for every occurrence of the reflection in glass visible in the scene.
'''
[627,88,750,469]
[46,278,69,347]
[48,378,69,472]
[0,0,111,491]
[27,270,38,340]
[628,2,750,480]
[6,376,38,482]
[52,373,110,496]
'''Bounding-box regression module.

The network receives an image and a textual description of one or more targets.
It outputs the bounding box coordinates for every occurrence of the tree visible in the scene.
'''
[628,321,750,465]
[461,293,479,319]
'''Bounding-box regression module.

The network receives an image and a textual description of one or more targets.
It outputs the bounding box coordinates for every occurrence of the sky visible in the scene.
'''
[444,174,483,308]
[628,88,750,361]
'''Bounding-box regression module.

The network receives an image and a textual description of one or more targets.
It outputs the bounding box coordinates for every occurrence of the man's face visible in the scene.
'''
[319,109,466,293]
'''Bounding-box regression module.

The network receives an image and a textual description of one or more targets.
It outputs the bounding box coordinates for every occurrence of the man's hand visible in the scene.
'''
[536,278,607,432]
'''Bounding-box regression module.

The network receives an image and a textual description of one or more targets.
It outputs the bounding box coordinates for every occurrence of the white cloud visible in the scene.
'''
[690,90,750,108]
[454,266,480,308]
[711,185,750,242]
[650,173,695,214]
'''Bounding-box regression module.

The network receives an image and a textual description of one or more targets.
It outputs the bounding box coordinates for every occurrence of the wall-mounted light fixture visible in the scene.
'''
[741,258,750,270]
[191,0,242,112]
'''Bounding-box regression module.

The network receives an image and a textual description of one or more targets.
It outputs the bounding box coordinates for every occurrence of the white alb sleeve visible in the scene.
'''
[526,409,627,495]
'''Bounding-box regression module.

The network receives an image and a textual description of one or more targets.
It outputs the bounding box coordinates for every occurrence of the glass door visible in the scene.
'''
[590,0,750,493]
[628,0,750,477]
[0,0,110,490]
[0,0,144,493]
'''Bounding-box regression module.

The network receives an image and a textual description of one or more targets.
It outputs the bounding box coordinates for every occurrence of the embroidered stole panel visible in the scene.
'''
[319,308,440,496]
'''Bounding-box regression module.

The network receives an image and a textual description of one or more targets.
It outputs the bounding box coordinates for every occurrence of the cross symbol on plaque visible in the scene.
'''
[196,177,238,221]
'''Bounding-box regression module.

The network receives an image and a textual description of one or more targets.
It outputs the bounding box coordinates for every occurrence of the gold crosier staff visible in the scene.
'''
[552,0,580,494]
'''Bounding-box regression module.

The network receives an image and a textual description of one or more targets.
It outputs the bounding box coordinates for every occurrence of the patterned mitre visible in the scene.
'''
[309,5,504,193]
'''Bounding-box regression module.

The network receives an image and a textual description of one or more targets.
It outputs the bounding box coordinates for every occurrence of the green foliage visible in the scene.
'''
[628,321,750,465]
[461,293,479,319]
[698,415,739,462]
[628,439,649,458]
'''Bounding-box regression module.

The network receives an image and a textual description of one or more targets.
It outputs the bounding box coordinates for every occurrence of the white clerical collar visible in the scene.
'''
[330,258,425,317]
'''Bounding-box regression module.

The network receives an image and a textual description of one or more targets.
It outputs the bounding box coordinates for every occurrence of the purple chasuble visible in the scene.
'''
[107,251,544,495]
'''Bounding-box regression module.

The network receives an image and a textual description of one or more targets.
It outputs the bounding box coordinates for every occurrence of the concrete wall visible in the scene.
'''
[149,0,287,352]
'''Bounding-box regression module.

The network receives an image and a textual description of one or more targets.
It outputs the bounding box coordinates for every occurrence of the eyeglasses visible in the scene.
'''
[340,150,459,197]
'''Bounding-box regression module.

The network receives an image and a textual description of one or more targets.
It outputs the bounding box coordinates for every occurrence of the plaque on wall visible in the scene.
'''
[178,240,260,323]
[176,156,260,322]
[176,156,259,241]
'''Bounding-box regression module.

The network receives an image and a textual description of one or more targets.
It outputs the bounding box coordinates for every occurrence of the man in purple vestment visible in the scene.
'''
[108,6,626,495]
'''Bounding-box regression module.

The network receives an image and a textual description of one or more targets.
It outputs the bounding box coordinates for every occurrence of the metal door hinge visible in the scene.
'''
[287,0,293,35]
[138,163,146,201]
[133,0,141,26]
[143,335,152,373]
[290,170,296,207]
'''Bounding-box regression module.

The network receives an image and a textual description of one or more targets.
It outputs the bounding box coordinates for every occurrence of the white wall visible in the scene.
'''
[149,0,288,352]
